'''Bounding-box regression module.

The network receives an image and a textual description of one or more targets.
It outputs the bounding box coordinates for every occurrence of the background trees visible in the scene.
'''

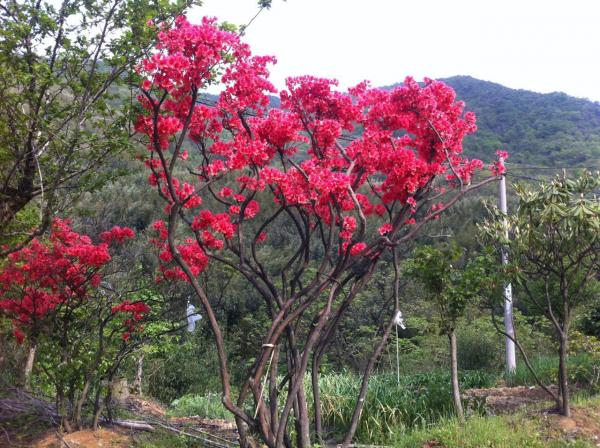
[482,172,600,416]
[405,243,490,422]
[0,0,196,255]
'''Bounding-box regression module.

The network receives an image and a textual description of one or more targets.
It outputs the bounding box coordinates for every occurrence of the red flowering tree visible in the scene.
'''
[0,219,144,431]
[136,16,503,447]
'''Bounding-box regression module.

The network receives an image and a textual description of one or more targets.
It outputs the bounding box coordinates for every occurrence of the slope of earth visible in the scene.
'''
[396,394,600,448]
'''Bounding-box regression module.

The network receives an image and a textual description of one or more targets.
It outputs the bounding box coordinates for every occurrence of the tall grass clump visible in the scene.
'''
[506,353,599,391]
[317,370,494,443]
[168,392,232,420]
[392,413,546,448]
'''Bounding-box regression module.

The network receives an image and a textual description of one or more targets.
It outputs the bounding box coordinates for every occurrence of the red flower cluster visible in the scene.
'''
[101,226,136,244]
[489,150,509,176]
[135,16,504,279]
[0,219,135,343]
[112,300,151,341]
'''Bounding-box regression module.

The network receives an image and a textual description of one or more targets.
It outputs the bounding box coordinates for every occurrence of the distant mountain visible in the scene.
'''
[181,76,600,169]
[439,76,600,167]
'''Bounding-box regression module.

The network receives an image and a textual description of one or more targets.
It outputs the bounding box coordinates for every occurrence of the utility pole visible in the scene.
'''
[499,158,517,374]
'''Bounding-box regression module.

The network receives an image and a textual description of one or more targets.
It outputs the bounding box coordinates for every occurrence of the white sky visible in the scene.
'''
[190,0,600,102]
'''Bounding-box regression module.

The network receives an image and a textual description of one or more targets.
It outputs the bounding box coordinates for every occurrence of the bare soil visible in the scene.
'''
[463,385,559,414]
[7,389,600,448]
[541,404,600,446]
[20,395,238,448]
[32,428,130,448]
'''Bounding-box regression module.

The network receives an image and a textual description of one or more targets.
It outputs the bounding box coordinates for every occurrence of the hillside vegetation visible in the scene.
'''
[441,76,600,167]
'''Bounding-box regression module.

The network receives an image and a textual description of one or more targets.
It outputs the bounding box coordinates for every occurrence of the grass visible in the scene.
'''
[393,413,546,448]
[318,370,494,443]
[168,392,233,420]
[131,428,204,447]
[393,395,600,448]
[165,363,599,445]
[505,353,599,390]
[165,370,493,442]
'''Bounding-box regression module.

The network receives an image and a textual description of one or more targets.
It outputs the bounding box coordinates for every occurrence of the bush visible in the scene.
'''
[145,334,223,404]
[457,318,503,371]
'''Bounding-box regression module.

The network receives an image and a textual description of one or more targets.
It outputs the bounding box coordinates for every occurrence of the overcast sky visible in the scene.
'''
[189,0,600,102]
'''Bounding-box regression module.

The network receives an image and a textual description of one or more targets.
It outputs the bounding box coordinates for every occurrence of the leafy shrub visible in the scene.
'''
[145,334,223,404]
[457,318,502,371]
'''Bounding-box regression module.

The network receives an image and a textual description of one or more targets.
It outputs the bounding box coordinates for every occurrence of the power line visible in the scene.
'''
[505,162,597,171]
[506,173,543,183]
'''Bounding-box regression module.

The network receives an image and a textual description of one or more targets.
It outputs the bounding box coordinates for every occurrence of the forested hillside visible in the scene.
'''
[269,75,600,168]
[2,6,600,445]
[441,76,600,167]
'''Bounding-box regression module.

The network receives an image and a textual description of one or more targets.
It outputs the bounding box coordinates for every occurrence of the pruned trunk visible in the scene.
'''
[92,386,102,431]
[449,330,465,423]
[111,419,154,431]
[57,390,73,433]
[74,378,91,430]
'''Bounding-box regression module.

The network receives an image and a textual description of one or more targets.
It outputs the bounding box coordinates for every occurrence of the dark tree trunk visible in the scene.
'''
[294,386,311,448]
[311,351,325,446]
[558,334,571,417]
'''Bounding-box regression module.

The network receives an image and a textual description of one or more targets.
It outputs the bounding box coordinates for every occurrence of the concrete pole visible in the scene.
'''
[499,158,517,374]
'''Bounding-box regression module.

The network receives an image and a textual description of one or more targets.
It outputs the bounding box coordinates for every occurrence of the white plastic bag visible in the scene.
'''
[186,303,202,332]
[393,310,406,329]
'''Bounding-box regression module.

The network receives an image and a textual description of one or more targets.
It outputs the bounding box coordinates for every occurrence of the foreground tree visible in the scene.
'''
[0,0,196,255]
[482,172,600,417]
[135,16,502,447]
[0,219,148,430]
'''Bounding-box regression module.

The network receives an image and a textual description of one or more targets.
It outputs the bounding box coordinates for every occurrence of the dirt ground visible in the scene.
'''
[5,389,600,448]
[31,428,131,448]
[543,404,600,445]
[19,396,238,448]
[463,385,560,414]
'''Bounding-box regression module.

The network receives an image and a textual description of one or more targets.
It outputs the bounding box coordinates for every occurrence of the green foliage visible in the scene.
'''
[576,297,600,338]
[456,317,503,371]
[0,318,28,388]
[169,392,232,420]
[393,413,547,448]
[0,0,196,249]
[317,371,494,443]
[404,243,472,333]
[144,333,223,404]
[442,76,600,168]
[505,353,598,391]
